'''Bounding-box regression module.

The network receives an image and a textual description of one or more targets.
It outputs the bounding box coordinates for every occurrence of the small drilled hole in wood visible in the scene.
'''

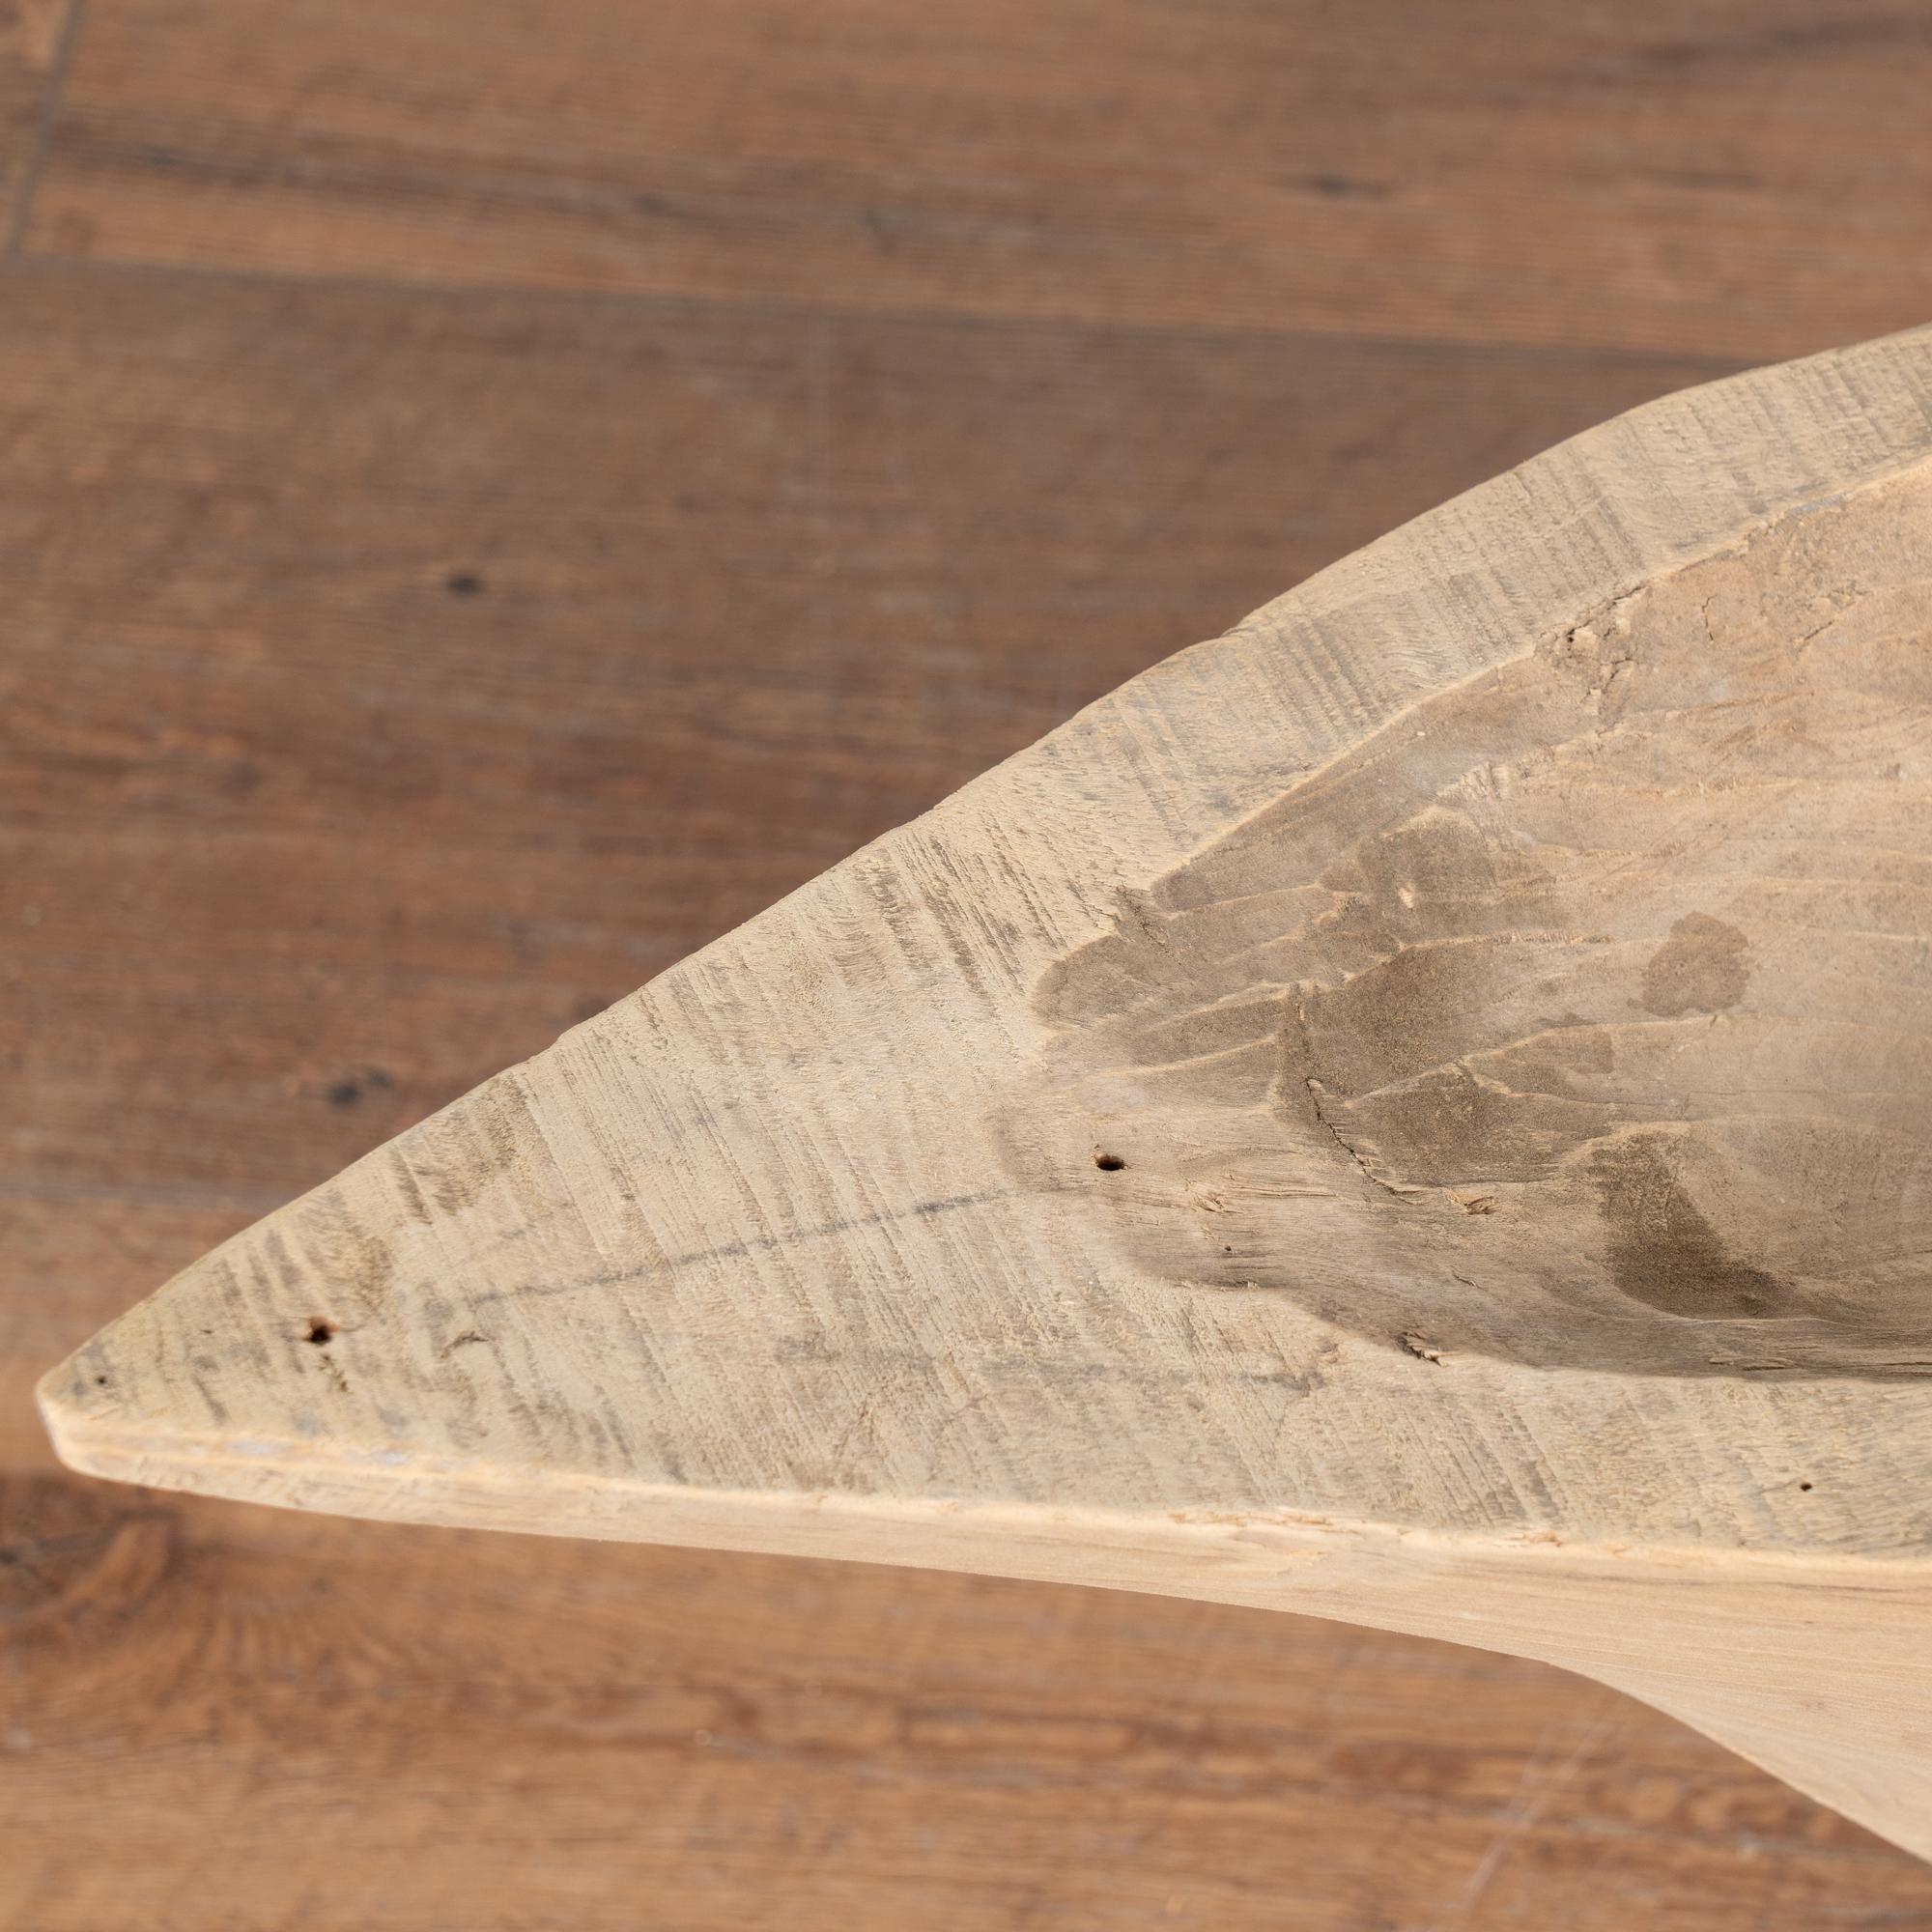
[1094,1152,1126,1172]
[305,1319,335,1347]
[1799,1481,1814,1492]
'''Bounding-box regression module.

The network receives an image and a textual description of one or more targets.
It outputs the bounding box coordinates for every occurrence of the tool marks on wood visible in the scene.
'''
[1019,472,1932,1379]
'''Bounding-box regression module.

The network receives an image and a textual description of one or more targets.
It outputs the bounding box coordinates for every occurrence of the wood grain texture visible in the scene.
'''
[18,1207,1932,1931]
[1032,473,1932,1384]
[13,1463,1932,1932]
[11,0,1932,1920]
[17,0,1932,360]
[9,270,1874,1932]
[0,0,73,238]
[40,320,1932,1860]
[45,332,1932,1546]
[0,262,1728,1206]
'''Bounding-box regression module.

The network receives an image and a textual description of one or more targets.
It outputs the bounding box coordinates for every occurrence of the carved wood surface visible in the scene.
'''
[43,328,1932,1858]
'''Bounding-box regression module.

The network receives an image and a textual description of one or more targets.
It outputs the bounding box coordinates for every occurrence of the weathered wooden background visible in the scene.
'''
[5,3,1932,1925]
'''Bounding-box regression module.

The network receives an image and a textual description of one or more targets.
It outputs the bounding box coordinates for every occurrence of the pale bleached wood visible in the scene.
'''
[41,326,1932,1859]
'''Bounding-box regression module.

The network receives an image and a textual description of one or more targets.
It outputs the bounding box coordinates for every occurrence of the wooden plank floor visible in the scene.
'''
[4,5,1931,1926]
